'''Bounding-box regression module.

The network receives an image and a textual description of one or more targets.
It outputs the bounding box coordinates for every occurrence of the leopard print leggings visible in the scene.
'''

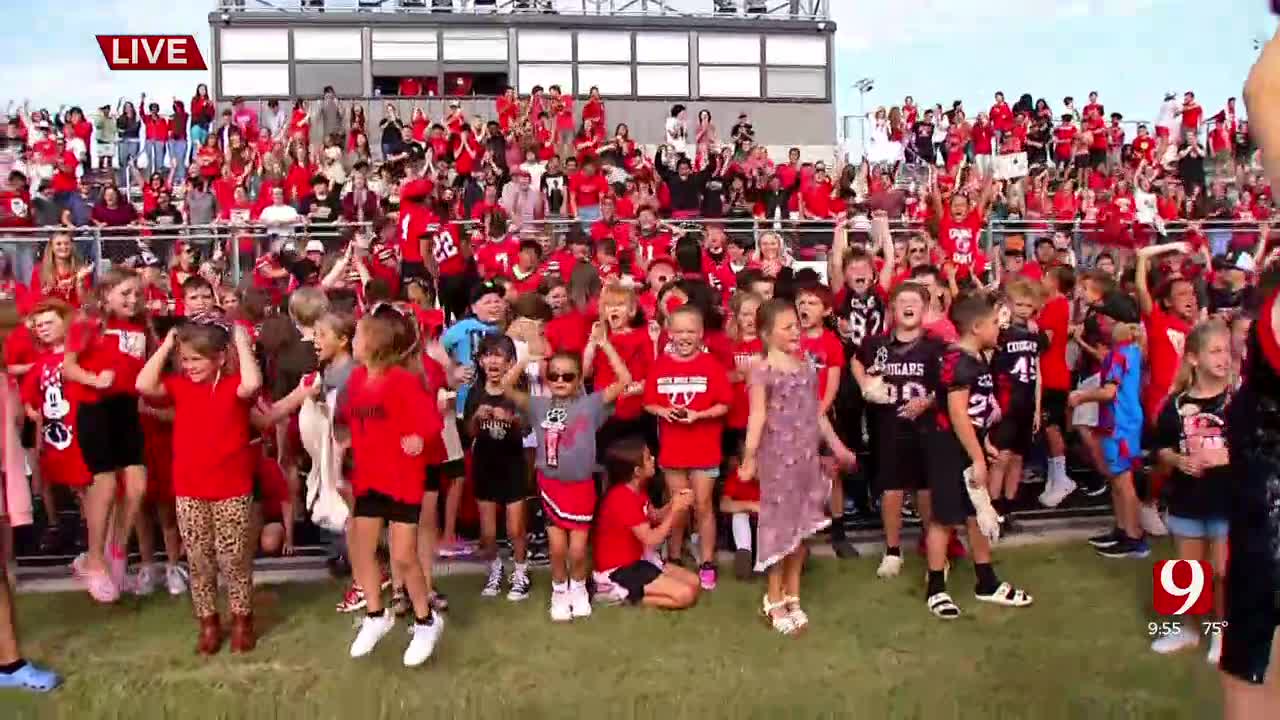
[176,495,253,617]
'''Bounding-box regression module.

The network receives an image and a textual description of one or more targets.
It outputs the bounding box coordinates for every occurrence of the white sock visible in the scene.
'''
[569,579,585,593]
[731,513,753,551]
[553,581,568,594]
[489,557,503,571]
[513,562,528,574]
[1048,456,1066,482]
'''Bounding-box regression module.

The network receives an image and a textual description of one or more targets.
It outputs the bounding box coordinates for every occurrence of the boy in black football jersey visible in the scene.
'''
[988,278,1047,527]
[852,283,944,579]
[925,293,1034,620]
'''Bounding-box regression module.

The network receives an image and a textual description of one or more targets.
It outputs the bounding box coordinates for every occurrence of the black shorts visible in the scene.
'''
[353,490,421,525]
[991,406,1035,456]
[425,458,465,493]
[1088,147,1107,168]
[608,560,662,605]
[721,427,746,461]
[925,432,979,527]
[473,457,531,505]
[874,427,928,493]
[77,394,146,475]
[400,260,428,283]
[1041,389,1069,430]
[20,418,35,450]
[1221,445,1280,684]
[438,272,475,324]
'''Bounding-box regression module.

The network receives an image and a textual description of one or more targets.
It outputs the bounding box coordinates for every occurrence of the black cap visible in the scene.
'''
[469,280,504,305]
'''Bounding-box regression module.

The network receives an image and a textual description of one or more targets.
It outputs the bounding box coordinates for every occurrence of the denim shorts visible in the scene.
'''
[661,466,721,480]
[1165,514,1229,539]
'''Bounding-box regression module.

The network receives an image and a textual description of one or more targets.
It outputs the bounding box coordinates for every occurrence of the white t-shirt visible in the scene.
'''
[1134,189,1158,224]
[665,117,688,156]
[1156,100,1180,136]
[259,204,300,234]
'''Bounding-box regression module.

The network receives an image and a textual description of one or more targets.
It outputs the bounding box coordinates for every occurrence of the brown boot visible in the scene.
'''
[230,612,256,653]
[197,614,223,655]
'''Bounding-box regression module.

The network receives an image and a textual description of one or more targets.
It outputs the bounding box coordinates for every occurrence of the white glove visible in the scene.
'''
[862,376,892,405]
[964,466,1001,544]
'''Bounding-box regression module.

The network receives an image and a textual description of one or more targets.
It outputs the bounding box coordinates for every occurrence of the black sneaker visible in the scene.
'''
[1087,527,1123,548]
[832,538,859,559]
[526,545,551,568]
[1095,536,1151,559]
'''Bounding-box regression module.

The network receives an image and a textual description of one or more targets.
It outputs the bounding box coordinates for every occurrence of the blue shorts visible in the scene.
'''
[1101,434,1141,476]
[661,466,721,480]
[1165,514,1229,539]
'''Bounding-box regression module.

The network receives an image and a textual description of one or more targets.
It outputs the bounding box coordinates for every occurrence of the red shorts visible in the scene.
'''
[721,471,760,503]
[1156,126,1170,139]
[536,472,596,532]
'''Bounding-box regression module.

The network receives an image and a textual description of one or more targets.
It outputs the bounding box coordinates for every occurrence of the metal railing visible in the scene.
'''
[214,0,830,20]
[0,223,371,288]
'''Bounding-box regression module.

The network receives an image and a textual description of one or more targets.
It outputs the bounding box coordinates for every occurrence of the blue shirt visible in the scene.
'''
[442,317,497,414]
[1100,342,1143,439]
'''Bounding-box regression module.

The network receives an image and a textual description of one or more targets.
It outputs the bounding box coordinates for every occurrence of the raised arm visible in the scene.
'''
[1135,240,1190,315]
[135,329,176,396]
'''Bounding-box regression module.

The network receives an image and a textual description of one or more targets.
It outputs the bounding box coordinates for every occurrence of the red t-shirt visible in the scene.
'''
[474,236,521,280]
[510,267,544,296]
[1085,116,1107,151]
[570,172,608,210]
[971,123,994,155]
[632,230,674,269]
[21,351,92,488]
[1132,136,1156,165]
[430,221,468,277]
[337,365,441,505]
[67,316,148,403]
[546,309,593,358]
[1142,305,1190,417]
[1181,102,1203,131]
[938,210,987,278]
[727,337,762,429]
[0,189,32,228]
[1054,124,1077,159]
[800,329,844,406]
[163,373,254,500]
[643,351,732,468]
[593,328,652,421]
[593,482,648,572]
[1038,295,1071,391]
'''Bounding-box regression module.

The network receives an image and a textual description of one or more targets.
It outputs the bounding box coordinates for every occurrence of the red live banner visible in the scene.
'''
[95,35,207,71]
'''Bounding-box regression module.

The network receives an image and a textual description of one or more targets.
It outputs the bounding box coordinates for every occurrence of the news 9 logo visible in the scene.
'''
[1152,560,1214,615]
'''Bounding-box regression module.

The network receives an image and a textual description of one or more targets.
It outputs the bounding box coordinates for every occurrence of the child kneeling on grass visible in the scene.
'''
[593,436,700,609]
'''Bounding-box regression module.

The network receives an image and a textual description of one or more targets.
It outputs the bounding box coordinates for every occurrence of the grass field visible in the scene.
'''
[7,541,1220,720]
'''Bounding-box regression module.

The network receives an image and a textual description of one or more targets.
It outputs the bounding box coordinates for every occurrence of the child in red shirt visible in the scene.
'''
[587,283,654,454]
[135,314,262,654]
[644,305,732,590]
[592,437,699,609]
[62,270,151,604]
[338,312,444,666]
[723,292,763,579]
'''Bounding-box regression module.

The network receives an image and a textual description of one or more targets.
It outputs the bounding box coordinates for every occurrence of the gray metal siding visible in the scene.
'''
[294,63,365,96]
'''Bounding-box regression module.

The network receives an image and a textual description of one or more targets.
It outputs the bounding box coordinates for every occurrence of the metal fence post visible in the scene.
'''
[92,228,104,280]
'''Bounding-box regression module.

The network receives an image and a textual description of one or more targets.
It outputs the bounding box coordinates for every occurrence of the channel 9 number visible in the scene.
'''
[1148,560,1226,637]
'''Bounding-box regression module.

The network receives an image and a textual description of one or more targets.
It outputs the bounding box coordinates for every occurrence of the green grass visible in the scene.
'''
[7,542,1219,720]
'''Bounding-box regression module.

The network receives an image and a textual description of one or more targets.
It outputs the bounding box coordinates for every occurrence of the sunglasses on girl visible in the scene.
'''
[546,371,577,383]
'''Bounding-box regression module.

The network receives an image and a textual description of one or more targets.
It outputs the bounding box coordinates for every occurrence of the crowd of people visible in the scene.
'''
[0,78,1273,708]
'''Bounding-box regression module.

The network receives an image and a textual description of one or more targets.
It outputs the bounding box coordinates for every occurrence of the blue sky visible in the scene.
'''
[0,0,1269,131]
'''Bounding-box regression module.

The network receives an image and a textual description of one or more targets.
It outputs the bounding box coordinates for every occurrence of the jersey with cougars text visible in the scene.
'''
[992,323,1046,414]
[857,333,945,439]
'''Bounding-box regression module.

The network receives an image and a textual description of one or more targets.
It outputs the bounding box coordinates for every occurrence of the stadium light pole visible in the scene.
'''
[853,77,874,153]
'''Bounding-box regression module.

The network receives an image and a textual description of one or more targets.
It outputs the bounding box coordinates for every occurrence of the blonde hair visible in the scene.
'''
[1003,277,1043,306]
[39,232,87,290]
[1169,318,1231,395]
[288,287,330,328]
[598,280,636,310]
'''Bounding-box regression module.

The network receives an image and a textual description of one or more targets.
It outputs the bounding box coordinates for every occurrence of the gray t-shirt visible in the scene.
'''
[185,188,215,226]
[526,392,610,482]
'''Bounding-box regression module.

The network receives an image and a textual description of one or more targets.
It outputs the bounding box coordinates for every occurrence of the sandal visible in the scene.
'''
[761,596,801,635]
[975,582,1033,607]
[0,662,62,692]
[784,595,809,629]
[927,592,962,620]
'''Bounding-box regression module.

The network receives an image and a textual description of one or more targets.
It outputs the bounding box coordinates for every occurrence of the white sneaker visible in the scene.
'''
[1038,475,1077,508]
[876,554,903,579]
[402,612,444,667]
[350,613,396,658]
[131,564,160,596]
[1207,632,1223,665]
[569,583,592,619]
[165,565,189,596]
[549,588,573,622]
[1151,627,1200,655]
[1140,504,1169,537]
[481,560,503,598]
